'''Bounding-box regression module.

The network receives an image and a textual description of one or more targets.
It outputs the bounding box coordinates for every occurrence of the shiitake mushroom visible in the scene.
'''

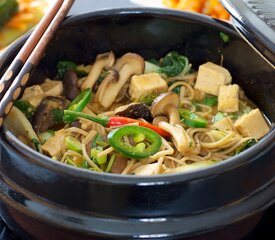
[114,103,153,122]
[33,96,69,133]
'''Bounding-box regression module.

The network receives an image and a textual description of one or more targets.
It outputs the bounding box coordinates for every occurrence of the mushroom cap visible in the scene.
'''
[114,102,153,122]
[81,51,115,90]
[96,51,115,68]
[95,69,119,103]
[151,92,180,117]
[114,53,145,73]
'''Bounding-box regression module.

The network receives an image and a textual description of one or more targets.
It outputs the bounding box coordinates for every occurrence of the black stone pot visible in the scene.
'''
[0,8,274,240]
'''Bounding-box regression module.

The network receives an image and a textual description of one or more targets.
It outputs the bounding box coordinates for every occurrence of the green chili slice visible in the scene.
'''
[179,109,208,128]
[107,126,162,159]
[64,88,92,123]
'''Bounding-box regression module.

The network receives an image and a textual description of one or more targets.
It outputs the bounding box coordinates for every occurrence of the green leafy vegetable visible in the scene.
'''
[51,108,64,124]
[14,99,35,120]
[139,93,158,105]
[145,51,190,77]
[229,139,257,156]
[56,61,88,79]
[203,96,218,106]
[65,136,82,152]
[82,160,90,169]
[31,138,42,152]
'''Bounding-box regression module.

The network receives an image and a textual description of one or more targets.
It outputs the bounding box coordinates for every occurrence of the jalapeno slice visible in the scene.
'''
[64,88,92,123]
[179,109,208,128]
[107,126,162,159]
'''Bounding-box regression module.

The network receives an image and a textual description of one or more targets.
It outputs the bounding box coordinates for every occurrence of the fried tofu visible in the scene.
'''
[218,84,239,112]
[42,129,66,159]
[234,108,270,139]
[41,79,63,96]
[212,117,235,131]
[195,62,232,96]
[21,85,46,107]
[129,73,168,101]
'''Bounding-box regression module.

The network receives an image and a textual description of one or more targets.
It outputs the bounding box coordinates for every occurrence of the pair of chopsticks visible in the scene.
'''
[0,0,75,127]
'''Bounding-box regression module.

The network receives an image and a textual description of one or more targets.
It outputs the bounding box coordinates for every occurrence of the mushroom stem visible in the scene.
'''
[94,70,119,103]
[81,51,115,90]
[166,107,181,125]
[97,53,144,109]
[158,121,193,155]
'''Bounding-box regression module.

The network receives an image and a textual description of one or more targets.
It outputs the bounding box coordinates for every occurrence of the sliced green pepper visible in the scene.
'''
[65,136,82,152]
[108,126,162,159]
[179,109,208,128]
[63,88,92,123]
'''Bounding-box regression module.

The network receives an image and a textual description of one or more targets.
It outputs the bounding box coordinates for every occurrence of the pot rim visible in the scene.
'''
[1,8,275,184]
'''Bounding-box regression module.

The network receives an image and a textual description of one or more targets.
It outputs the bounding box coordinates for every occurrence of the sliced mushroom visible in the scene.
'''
[151,92,181,125]
[41,79,63,96]
[97,53,145,109]
[33,96,69,133]
[114,103,153,122]
[111,154,128,174]
[81,51,115,90]
[158,122,193,155]
[5,106,42,152]
[63,69,80,100]
[94,69,119,103]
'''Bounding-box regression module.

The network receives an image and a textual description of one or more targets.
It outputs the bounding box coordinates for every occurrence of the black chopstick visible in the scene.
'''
[0,0,75,127]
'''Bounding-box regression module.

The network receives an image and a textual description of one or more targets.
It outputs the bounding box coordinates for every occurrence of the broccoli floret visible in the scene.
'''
[145,51,190,77]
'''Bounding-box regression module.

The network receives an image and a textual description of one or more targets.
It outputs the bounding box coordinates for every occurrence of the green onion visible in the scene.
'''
[65,136,82,152]
[106,154,116,173]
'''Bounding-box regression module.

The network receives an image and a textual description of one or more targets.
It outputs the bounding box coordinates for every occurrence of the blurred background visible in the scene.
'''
[0,0,230,51]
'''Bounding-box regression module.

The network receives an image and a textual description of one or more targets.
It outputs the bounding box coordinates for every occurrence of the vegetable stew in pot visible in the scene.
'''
[5,51,271,175]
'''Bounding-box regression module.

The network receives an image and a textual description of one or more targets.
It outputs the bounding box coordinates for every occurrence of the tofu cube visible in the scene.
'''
[234,108,270,139]
[41,79,63,96]
[21,85,46,107]
[218,84,239,112]
[42,129,66,159]
[129,73,168,101]
[195,62,232,96]
[212,117,235,131]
